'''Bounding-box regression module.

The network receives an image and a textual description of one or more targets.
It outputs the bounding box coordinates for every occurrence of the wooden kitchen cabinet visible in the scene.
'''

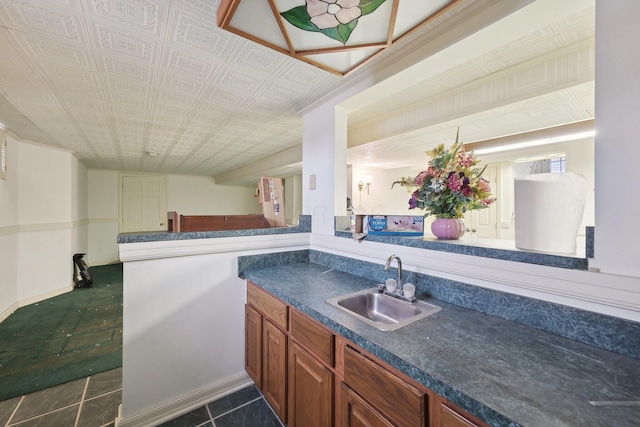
[245,282,289,423]
[245,281,488,427]
[288,341,334,427]
[341,383,395,427]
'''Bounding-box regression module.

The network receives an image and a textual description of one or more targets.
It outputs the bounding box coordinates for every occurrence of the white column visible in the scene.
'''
[593,0,640,277]
[302,103,348,235]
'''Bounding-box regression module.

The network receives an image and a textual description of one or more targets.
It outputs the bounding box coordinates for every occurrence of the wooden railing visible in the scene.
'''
[167,212,272,232]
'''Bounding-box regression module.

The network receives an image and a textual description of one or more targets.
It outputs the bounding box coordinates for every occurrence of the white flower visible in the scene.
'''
[307,0,362,30]
[429,179,445,192]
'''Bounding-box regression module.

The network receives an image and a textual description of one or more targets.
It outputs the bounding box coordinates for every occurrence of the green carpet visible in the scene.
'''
[0,264,123,402]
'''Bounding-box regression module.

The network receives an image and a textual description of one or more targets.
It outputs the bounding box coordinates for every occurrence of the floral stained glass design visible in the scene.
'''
[281,0,387,44]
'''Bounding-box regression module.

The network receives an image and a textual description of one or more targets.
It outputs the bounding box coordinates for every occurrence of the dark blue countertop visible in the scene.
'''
[243,262,640,427]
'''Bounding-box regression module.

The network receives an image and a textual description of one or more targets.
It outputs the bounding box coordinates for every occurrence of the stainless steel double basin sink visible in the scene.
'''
[326,288,441,331]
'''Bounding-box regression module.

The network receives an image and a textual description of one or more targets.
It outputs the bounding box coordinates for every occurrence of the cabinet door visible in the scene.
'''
[288,342,334,427]
[263,319,287,422]
[341,384,394,427]
[245,305,262,388]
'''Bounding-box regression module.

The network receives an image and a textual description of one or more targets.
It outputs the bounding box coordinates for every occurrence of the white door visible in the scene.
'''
[465,165,499,238]
[120,175,167,233]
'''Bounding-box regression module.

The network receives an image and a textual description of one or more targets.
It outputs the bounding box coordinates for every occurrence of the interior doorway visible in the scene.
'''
[119,174,167,233]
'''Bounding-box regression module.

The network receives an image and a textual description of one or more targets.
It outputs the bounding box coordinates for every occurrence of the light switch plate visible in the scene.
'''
[309,174,316,190]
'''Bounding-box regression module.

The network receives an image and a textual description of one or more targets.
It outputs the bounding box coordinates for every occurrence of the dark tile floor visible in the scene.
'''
[157,385,284,427]
[0,368,282,427]
[0,368,121,427]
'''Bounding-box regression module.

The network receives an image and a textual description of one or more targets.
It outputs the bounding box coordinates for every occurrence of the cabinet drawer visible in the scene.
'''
[341,383,394,427]
[290,309,335,367]
[440,404,480,427]
[247,281,288,331]
[343,345,426,427]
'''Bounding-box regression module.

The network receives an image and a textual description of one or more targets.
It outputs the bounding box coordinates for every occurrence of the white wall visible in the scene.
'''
[284,175,302,225]
[88,170,120,266]
[0,136,88,320]
[87,170,263,266]
[0,133,19,319]
[594,0,640,276]
[168,174,261,215]
[350,165,417,215]
[71,154,89,258]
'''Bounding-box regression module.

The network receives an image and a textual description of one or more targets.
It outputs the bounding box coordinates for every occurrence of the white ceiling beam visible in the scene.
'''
[214,145,302,185]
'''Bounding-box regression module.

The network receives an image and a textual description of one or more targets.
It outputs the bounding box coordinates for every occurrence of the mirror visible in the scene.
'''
[340,1,595,249]
[347,136,594,242]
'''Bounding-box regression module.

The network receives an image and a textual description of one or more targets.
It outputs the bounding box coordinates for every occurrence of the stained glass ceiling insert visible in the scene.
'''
[217,0,458,76]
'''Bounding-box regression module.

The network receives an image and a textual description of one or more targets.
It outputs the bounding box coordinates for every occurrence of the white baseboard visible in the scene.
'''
[0,302,19,323]
[18,284,74,309]
[116,372,253,427]
[1,284,75,325]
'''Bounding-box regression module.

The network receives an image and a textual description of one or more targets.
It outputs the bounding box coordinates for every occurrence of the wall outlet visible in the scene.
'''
[309,174,316,190]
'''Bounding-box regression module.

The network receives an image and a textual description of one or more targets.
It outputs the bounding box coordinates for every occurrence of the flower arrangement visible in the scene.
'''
[392,129,495,219]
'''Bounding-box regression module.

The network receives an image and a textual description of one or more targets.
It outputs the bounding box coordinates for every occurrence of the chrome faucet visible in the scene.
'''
[385,254,402,294]
[384,254,416,303]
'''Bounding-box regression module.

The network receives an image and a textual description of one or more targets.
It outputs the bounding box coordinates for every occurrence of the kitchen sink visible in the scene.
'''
[326,288,441,331]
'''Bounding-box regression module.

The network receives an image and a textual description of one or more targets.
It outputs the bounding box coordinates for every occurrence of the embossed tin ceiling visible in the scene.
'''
[0,0,594,185]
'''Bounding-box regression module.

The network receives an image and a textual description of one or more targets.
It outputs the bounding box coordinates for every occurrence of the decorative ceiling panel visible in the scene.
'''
[0,0,85,43]
[86,0,164,35]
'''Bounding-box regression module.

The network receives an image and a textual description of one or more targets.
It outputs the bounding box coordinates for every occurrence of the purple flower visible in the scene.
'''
[409,192,419,209]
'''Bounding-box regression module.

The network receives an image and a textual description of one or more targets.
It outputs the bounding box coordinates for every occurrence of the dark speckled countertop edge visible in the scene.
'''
[242,262,640,427]
[334,230,589,270]
[117,215,311,243]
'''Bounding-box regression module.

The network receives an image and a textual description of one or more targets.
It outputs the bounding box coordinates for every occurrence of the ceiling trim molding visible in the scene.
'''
[214,145,302,185]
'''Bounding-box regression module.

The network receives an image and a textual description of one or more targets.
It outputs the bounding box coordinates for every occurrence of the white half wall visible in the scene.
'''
[118,234,309,424]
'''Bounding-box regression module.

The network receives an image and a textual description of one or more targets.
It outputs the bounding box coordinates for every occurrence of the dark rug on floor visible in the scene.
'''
[0,264,123,402]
